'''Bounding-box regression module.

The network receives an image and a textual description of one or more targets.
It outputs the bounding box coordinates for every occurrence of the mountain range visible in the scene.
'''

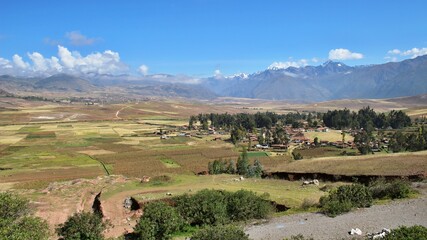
[1,55,427,102]
[202,55,427,102]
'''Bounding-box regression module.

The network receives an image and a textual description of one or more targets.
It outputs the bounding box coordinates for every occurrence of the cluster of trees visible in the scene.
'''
[388,126,427,152]
[133,189,272,240]
[189,111,319,131]
[323,107,411,131]
[208,149,263,178]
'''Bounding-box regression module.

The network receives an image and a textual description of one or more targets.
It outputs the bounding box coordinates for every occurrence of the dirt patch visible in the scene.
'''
[78,149,116,156]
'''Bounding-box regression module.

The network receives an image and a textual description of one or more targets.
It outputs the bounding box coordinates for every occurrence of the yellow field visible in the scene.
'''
[304,130,354,142]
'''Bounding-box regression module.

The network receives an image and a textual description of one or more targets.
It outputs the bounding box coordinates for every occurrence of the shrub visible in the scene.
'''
[369,178,411,199]
[226,190,272,221]
[56,212,107,240]
[174,189,273,227]
[284,234,314,240]
[292,152,303,160]
[190,225,249,240]
[0,192,49,240]
[134,201,184,240]
[174,189,228,226]
[320,184,372,217]
[383,225,427,240]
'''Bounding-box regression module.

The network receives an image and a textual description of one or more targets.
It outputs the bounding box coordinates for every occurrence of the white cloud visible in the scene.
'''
[402,47,427,58]
[138,64,149,75]
[214,69,221,76]
[12,54,29,69]
[0,45,129,77]
[385,47,427,61]
[387,49,401,55]
[65,31,98,46]
[0,57,12,69]
[329,48,363,60]
[268,59,308,70]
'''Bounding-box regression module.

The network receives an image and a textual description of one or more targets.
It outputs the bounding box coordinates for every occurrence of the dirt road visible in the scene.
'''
[245,184,427,240]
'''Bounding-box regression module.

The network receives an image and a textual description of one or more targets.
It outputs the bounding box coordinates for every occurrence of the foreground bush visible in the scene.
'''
[174,189,272,226]
[174,189,228,226]
[56,211,107,240]
[226,189,273,221]
[320,184,372,217]
[369,178,411,199]
[0,192,49,240]
[382,225,427,240]
[190,225,249,240]
[284,234,314,240]
[133,201,184,240]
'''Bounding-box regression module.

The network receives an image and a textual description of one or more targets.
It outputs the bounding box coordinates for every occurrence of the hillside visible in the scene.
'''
[35,74,98,92]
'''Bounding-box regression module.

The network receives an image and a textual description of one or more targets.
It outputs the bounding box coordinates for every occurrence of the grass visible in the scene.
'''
[160,157,181,168]
[293,146,358,159]
[270,150,427,176]
[101,174,332,208]
[305,130,354,142]
[247,151,270,158]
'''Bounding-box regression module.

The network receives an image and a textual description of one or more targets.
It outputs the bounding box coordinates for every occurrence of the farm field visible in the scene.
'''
[304,130,354,142]
[1,99,427,238]
[293,146,358,159]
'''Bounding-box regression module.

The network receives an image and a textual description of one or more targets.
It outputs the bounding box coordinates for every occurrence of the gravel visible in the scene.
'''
[245,184,427,240]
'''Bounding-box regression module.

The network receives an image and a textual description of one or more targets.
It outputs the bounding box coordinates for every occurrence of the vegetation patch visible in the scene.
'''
[160,157,181,168]
[25,131,56,139]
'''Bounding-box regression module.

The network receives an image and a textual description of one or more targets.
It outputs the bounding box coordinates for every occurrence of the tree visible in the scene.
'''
[252,159,263,178]
[389,131,406,153]
[313,137,319,146]
[190,225,249,240]
[236,148,249,176]
[134,201,184,240]
[0,192,49,240]
[56,211,108,240]
[341,131,346,148]
[226,160,236,174]
[188,115,197,129]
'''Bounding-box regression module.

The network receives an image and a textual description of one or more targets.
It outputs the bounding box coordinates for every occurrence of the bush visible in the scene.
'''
[226,190,272,221]
[174,189,273,227]
[190,225,249,240]
[174,189,228,226]
[383,225,427,240]
[369,178,411,200]
[320,184,372,217]
[134,201,184,240]
[284,234,314,240]
[0,192,49,240]
[292,152,303,160]
[56,211,107,240]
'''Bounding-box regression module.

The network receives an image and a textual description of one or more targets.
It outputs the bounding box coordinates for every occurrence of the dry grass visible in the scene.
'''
[270,150,427,176]
[305,130,354,142]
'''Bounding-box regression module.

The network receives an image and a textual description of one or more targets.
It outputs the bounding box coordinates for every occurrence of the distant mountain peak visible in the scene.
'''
[322,60,346,67]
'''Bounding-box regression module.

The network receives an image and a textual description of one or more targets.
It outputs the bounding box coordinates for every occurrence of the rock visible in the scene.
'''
[123,197,132,209]
[349,228,362,235]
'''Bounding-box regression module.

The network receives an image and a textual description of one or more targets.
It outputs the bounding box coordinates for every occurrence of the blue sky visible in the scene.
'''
[0,0,426,77]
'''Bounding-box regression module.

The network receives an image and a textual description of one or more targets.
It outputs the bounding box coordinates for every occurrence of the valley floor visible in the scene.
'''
[245,183,427,240]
